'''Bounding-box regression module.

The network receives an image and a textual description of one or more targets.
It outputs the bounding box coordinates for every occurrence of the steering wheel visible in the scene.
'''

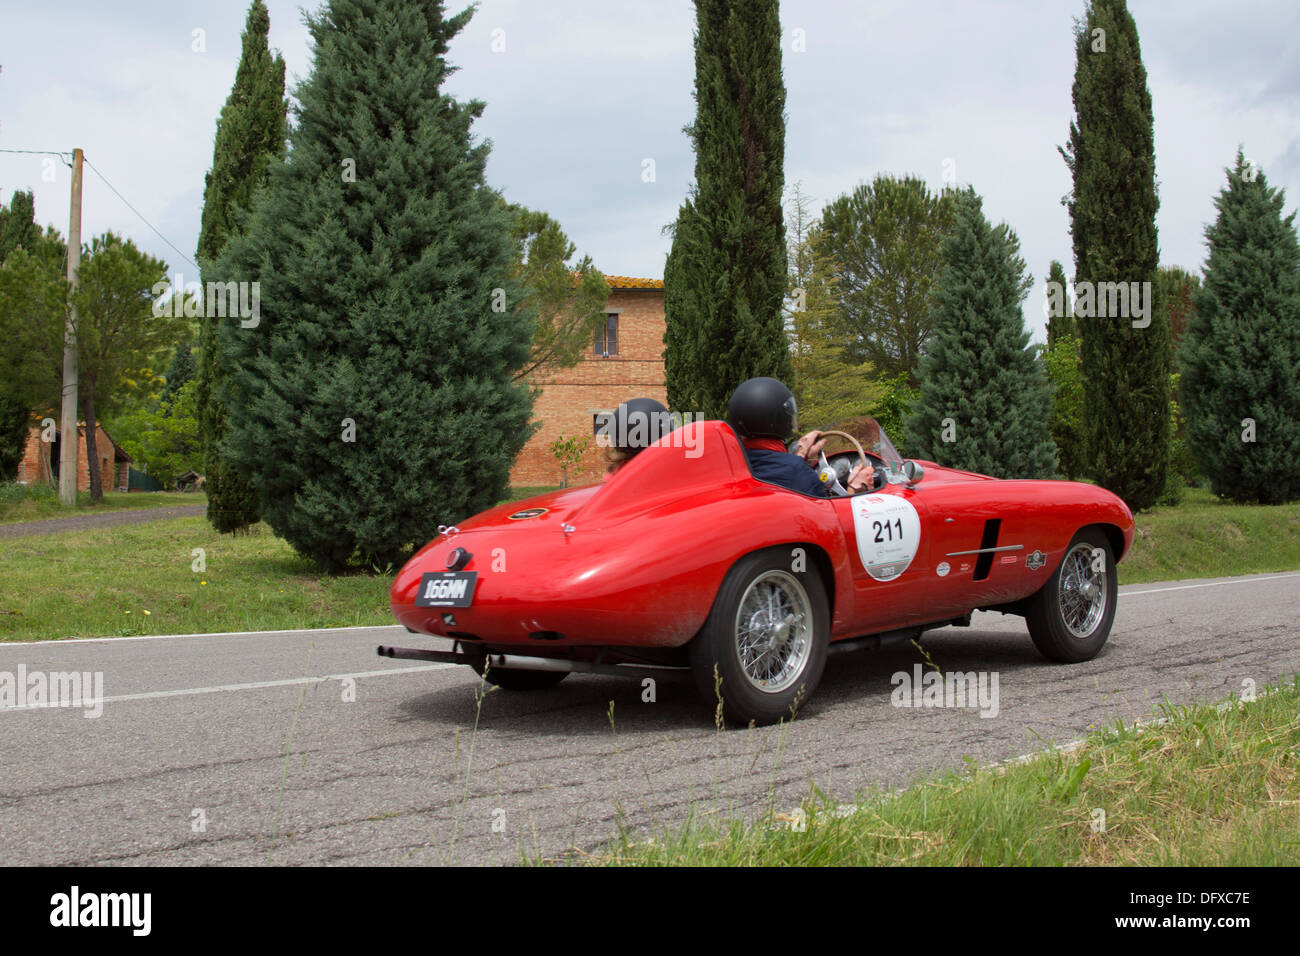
[813,429,877,495]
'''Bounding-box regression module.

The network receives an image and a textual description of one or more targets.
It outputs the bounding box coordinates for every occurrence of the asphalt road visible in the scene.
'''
[2,570,1298,866]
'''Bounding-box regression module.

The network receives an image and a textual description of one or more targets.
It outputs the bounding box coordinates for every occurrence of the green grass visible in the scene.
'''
[590,678,1300,866]
[0,517,390,640]
[0,485,561,641]
[0,482,207,525]
[1119,485,1300,584]
[507,485,566,501]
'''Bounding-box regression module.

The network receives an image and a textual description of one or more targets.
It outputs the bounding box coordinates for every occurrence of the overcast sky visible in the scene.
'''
[2,0,1297,343]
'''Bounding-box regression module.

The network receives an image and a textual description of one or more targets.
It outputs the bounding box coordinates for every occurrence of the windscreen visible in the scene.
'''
[817,417,905,475]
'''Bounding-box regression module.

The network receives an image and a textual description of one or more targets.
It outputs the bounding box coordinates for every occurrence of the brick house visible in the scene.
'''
[509,276,666,487]
[15,421,132,492]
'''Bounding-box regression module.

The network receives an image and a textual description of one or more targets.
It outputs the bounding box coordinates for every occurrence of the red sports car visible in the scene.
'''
[383,416,1134,725]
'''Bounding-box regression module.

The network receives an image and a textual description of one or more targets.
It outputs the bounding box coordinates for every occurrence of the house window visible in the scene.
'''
[594,313,618,357]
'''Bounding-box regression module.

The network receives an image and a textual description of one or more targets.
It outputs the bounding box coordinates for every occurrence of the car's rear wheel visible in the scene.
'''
[689,550,829,725]
[468,655,568,691]
[1025,528,1116,662]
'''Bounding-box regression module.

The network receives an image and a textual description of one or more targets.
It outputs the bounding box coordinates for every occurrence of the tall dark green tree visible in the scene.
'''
[1178,153,1300,504]
[1157,265,1200,490]
[196,0,287,533]
[664,0,789,419]
[161,339,196,404]
[215,0,534,571]
[1044,259,1085,479]
[907,190,1056,478]
[1059,0,1168,511]
[1044,259,1075,348]
[818,176,957,386]
[0,189,45,476]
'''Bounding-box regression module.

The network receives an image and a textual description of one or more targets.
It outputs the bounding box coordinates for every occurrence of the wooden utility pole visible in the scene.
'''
[58,147,83,507]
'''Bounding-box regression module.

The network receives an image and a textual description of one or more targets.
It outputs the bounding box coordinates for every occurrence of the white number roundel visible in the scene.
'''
[851,494,921,582]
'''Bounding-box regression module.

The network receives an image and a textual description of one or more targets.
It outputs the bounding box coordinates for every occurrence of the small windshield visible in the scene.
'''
[814,417,906,476]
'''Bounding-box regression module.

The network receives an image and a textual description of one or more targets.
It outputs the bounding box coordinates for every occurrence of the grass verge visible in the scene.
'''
[0,517,389,640]
[590,677,1300,865]
[0,485,561,641]
[1119,486,1300,584]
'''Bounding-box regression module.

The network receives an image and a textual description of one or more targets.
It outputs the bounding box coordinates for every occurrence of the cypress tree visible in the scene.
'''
[1059,0,1168,511]
[1178,153,1300,504]
[1045,259,1075,348]
[907,190,1056,478]
[215,0,534,571]
[196,0,286,533]
[664,0,789,418]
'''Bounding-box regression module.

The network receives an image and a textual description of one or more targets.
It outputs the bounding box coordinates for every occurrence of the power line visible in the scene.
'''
[1,147,198,271]
[82,157,197,271]
[0,147,71,161]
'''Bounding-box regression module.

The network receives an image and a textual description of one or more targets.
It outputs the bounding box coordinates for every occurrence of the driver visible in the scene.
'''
[727,377,873,496]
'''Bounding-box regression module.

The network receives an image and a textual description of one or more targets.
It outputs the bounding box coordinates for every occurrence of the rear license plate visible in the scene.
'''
[414,571,477,607]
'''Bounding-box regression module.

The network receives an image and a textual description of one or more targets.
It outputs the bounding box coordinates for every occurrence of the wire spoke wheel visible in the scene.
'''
[1025,528,1117,664]
[733,570,813,694]
[691,550,830,725]
[1058,543,1106,638]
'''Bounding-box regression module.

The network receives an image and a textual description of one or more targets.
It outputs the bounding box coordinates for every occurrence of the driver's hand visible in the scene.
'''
[846,463,874,494]
[794,430,825,466]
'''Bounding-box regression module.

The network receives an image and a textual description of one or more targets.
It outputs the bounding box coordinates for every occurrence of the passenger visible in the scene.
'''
[596,397,674,479]
[727,377,873,496]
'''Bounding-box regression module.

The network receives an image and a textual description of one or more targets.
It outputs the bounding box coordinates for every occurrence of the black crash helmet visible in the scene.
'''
[727,377,798,440]
[596,397,673,452]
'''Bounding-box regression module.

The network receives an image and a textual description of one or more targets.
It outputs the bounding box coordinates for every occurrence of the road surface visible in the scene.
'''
[2,570,1297,865]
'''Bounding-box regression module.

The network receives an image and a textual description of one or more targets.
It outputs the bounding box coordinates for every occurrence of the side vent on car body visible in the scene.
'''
[972,519,1002,582]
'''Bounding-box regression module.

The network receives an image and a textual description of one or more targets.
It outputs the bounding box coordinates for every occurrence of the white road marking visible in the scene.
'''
[0,664,455,714]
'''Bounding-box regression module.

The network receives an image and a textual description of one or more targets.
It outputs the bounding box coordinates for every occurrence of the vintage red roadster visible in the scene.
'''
[382,416,1134,724]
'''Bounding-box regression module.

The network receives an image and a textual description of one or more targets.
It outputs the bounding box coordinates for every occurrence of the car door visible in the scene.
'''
[918,479,1052,615]
[830,483,942,634]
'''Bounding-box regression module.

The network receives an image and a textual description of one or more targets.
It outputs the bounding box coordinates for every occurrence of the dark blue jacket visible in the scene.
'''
[744,448,831,497]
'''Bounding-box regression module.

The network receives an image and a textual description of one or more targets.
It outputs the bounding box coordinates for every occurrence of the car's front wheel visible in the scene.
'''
[689,550,829,725]
[1025,527,1117,662]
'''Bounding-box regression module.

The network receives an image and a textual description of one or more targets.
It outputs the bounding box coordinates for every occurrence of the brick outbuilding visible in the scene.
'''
[509,276,666,487]
[15,420,132,492]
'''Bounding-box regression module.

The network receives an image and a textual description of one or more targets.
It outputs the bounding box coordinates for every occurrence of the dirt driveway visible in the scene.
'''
[0,505,207,540]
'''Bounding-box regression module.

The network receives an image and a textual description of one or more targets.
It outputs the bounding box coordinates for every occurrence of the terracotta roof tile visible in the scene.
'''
[603,275,664,289]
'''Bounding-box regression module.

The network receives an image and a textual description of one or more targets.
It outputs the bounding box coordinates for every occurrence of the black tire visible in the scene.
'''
[1025,527,1117,662]
[469,655,568,691]
[689,549,830,725]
